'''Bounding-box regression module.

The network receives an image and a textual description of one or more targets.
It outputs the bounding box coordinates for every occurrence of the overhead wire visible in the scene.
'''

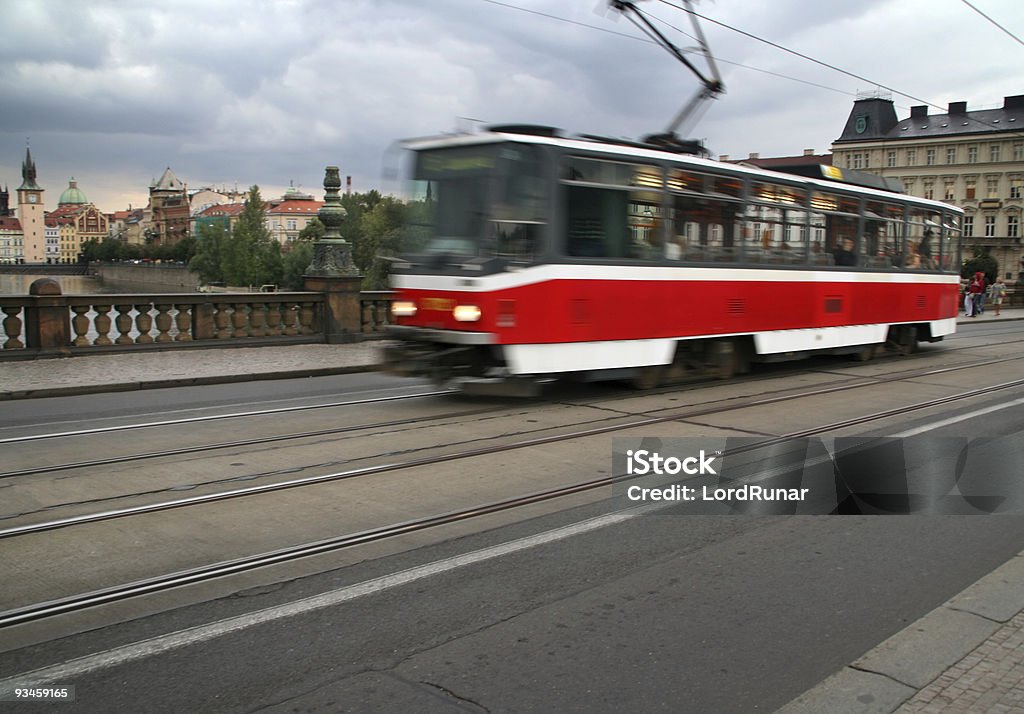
[958,0,1024,49]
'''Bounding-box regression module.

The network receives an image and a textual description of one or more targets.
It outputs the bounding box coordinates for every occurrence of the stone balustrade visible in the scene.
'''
[0,279,395,358]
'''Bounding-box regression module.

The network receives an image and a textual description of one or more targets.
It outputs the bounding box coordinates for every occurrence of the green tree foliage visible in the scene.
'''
[358,196,406,290]
[962,248,999,282]
[190,186,284,287]
[189,221,229,283]
[282,240,313,291]
[297,217,324,242]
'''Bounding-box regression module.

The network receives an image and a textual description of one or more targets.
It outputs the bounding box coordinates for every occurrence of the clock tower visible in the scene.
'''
[16,147,45,263]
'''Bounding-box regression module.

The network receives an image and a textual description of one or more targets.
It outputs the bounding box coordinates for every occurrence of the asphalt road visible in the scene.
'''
[3,321,1024,713]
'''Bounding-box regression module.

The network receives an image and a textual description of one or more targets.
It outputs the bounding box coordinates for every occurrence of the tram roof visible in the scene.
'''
[403,128,963,216]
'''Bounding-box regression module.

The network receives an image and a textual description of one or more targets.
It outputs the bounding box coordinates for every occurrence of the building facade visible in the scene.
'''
[832,93,1024,280]
[146,167,191,246]
[16,148,46,263]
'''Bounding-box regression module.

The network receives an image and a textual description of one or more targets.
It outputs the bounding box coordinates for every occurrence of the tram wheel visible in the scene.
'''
[632,365,664,390]
[855,344,876,362]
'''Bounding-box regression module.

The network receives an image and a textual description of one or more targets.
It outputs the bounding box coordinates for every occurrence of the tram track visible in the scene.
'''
[3,372,1024,630]
[5,353,1024,540]
[4,336,1024,487]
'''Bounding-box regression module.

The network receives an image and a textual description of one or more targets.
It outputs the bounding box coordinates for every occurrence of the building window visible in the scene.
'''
[1012,180,1022,200]
[852,154,863,169]
[988,179,999,198]
[945,183,955,201]
[963,216,974,236]
[968,146,978,163]
[906,149,916,166]
[1009,215,1019,239]
[985,215,996,237]
[887,151,896,167]
[926,148,936,165]
[947,147,957,164]
[923,182,934,200]
[1015,144,1024,161]
[990,144,1001,163]
[966,180,977,199]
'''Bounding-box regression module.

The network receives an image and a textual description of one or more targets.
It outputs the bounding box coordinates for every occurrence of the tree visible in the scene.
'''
[282,240,313,290]
[358,196,405,289]
[222,186,281,287]
[297,217,324,242]
[189,221,229,284]
[962,249,998,283]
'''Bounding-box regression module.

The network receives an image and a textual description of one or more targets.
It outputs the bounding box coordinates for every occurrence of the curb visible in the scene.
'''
[0,364,381,401]
[777,551,1024,713]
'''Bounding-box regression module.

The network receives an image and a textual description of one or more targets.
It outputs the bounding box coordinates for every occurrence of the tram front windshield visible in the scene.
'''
[408,143,546,263]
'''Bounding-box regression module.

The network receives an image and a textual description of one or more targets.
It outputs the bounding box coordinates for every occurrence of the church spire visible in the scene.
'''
[19,147,41,191]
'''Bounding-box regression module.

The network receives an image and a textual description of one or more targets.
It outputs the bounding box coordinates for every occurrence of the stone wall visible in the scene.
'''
[96,264,201,292]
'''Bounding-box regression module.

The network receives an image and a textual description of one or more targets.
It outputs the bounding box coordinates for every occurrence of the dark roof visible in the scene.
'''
[835,95,1024,143]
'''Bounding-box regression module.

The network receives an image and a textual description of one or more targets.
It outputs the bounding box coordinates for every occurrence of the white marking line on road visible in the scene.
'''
[0,511,636,693]
[893,396,1024,437]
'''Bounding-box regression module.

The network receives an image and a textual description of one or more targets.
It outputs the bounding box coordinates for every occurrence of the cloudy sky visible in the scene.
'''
[2,0,1022,213]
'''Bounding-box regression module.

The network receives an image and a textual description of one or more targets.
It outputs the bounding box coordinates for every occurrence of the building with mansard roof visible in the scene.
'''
[832,93,1024,280]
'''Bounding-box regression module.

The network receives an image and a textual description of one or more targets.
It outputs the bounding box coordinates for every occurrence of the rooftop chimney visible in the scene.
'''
[910,105,928,118]
[1004,95,1024,111]
[948,101,967,115]
[718,154,730,162]
[803,149,815,156]
[748,152,759,160]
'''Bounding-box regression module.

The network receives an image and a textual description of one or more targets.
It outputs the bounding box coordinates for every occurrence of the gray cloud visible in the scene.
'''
[1,0,1022,211]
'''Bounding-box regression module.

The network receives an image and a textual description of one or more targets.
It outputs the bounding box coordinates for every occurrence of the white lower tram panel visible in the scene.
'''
[502,319,956,375]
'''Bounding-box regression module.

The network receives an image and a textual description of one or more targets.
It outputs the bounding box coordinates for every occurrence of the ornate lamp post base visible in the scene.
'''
[304,166,365,343]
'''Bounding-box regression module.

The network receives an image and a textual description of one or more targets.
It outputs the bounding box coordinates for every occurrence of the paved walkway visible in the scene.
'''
[0,342,384,400]
[1,312,1023,713]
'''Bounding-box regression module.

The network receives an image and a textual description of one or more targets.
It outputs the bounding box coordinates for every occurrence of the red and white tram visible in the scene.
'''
[382,126,963,395]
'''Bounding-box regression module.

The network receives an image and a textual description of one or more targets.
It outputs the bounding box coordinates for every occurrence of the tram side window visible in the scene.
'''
[666,169,742,262]
[744,182,809,264]
[812,192,861,266]
[938,213,961,270]
[563,157,665,259]
[906,207,940,270]
[865,201,905,268]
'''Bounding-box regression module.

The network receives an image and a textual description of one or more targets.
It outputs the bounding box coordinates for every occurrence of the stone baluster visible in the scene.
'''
[249,302,266,337]
[2,306,24,349]
[265,302,283,336]
[93,304,113,346]
[134,303,154,344]
[214,303,232,338]
[174,303,193,341]
[232,303,250,338]
[154,304,174,342]
[71,305,92,346]
[114,304,134,345]
[281,302,298,336]
[299,301,316,335]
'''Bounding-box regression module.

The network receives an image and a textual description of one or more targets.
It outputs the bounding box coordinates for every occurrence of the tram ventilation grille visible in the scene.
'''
[917,295,927,309]
[727,298,745,314]
[824,297,843,313]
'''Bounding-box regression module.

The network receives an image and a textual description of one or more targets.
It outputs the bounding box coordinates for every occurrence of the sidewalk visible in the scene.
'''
[779,551,1024,713]
[0,342,384,400]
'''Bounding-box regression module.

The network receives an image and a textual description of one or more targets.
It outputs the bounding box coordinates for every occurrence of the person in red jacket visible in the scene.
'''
[968,272,987,317]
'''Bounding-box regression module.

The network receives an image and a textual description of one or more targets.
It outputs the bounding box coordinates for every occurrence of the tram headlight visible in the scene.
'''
[453,304,482,322]
[391,300,417,318]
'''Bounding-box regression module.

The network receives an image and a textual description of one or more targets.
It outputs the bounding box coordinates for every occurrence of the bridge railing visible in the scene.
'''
[0,286,396,358]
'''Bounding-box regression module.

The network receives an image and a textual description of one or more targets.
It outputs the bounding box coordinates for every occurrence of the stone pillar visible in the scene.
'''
[25,278,71,355]
[304,166,364,343]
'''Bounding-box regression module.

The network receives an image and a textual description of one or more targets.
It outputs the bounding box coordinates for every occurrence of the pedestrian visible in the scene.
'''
[991,277,1007,316]
[968,272,986,317]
